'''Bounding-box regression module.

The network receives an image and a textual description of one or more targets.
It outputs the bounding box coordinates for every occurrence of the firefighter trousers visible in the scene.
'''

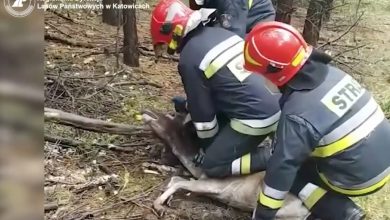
[187,114,273,178]
[290,159,385,219]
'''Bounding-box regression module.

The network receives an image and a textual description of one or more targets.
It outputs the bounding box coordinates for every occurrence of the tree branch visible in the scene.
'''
[48,9,75,23]
[138,47,179,62]
[44,108,149,135]
[44,202,59,212]
[45,32,95,48]
[332,44,367,58]
[44,134,82,147]
[111,80,163,88]
[318,12,364,48]
[44,134,152,152]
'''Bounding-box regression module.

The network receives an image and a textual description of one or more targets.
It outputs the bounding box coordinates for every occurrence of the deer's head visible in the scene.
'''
[142,110,203,178]
[142,110,185,143]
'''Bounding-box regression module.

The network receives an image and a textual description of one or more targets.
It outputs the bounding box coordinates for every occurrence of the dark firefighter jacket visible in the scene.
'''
[193,0,275,37]
[177,25,281,144]
[257,58,390,218]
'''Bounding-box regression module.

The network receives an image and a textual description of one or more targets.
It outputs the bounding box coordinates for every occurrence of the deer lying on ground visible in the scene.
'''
[142,110,309,219]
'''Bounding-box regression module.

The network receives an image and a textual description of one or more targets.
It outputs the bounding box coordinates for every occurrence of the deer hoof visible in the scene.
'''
[167,176,186,188]
[166,195,173,207]
[153,199,166,216]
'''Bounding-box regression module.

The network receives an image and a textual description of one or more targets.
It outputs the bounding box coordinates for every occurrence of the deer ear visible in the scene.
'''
[142,114,156,124]
[165,113,175,120]
[142,110,169,140]
[141,109,159,123]
[149,119,170,140]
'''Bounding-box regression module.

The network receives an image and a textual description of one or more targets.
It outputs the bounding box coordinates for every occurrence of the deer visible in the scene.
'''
[142,110,309,219]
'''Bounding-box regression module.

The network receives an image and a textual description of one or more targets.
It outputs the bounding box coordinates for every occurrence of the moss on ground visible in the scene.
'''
[355,184,390,219]
[111,91,172,125]
[360,100,390,219]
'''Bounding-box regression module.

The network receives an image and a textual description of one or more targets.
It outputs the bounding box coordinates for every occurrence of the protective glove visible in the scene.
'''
[193,149,205,167]
[219,13,233,29]
[172,96,188,113]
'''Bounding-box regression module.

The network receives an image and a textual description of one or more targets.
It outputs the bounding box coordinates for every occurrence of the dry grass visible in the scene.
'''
[357,99,390,219]
[354,185,390,220]
[332,1,390,219]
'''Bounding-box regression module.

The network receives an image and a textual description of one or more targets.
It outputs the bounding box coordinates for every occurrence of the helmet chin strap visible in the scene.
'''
[166,8,217,55]
[167,25,184,55]
[183,8,216,35]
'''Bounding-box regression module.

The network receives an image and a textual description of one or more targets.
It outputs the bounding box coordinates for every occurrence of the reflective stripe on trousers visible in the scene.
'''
[230,111,280,136]
[193,116,219,138]
[231,153,251,175]
[298,183,327,210]
[258,183,288,209]
[258,190,284,209]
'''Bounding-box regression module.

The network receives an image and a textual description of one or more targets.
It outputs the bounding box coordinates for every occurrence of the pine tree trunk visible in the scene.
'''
[302,0,326,47]
[102,0,123,26]
[275,0,294,24]
[323,0,333,22]
[122,0,140,67]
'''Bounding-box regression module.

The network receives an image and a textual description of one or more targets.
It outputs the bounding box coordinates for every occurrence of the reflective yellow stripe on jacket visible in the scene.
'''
[312,98,385,157]
[248,0,253,8]
[204,42,244,78]
[199,36,243,79]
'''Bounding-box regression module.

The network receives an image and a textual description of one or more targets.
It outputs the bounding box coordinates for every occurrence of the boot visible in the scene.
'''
[310,192,366,220]
[252,203,278,220]
[304,214,320,220]
[344,205,366,220]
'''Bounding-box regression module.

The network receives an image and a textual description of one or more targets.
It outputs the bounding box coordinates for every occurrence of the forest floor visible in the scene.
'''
[44,0,390,219]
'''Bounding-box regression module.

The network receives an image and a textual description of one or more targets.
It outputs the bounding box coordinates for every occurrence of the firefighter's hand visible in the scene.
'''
[172,96,187,113]
[193,150,205,167]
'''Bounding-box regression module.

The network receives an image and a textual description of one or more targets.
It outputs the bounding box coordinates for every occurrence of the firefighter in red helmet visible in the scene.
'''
[151,0,281,179]
[244,21,390,220]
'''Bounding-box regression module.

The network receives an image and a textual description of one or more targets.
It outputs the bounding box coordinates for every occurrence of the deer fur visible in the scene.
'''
[142,110,309,219]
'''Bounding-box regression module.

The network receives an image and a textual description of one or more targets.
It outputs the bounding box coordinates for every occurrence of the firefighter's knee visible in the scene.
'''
[202,164,230,178]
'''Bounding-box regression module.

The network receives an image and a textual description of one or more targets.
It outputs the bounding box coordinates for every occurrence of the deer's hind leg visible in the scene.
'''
[153,176,228,212]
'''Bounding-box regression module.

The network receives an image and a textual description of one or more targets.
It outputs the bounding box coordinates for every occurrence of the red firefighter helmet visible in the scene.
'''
[244,21,313,87]
[150,0,193,45]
